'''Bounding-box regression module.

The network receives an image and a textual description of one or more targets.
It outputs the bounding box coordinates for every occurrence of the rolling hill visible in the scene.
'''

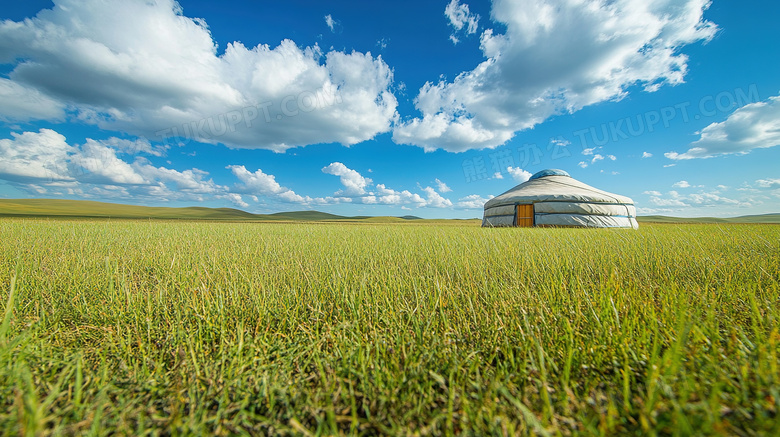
[0,199,431,222]
[637,214,780,224]
[1,199,778,223]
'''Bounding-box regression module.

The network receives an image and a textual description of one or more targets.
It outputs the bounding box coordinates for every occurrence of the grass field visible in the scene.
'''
[0,219,778,435]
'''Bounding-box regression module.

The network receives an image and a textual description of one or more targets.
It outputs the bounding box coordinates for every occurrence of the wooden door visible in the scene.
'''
[516,204,534,227]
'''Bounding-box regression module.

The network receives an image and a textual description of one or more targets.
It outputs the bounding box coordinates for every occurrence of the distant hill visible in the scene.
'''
[0,198,268,220]
[0,199,443,222]
[2,199,778,224]
[267,210,349,221]
[638,214,780,224]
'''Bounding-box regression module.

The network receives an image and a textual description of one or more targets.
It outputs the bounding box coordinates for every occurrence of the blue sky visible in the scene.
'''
[1,0,779,218]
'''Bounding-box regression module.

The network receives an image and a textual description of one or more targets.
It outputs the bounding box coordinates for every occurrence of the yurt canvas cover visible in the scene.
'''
[482,169,638,228]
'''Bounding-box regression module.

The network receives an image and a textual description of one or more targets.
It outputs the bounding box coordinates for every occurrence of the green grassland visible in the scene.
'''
[0,219,779,435]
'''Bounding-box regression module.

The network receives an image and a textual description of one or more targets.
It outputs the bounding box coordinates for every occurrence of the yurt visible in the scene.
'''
[482,169,638,228]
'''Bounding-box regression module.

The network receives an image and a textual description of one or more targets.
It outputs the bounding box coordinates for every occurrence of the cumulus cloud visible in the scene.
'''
[373,184,427,206]
[225,193,249,209]
[75,140,148,185]
[665,95,780,160]
[0,0,397,151]
[394,0,716,152]
[0,79,67,121]
[673,180,691,188]
[322,162,372,196]
[506,166,532,183]
[103,137,168,157]
[0,129,75,182]
[138,165,222,195]
[456,194,492,209]
[319,163,453,208]
[315,163,458,208]
[445,0,480,44]
[228,165,309,203]
[648,195,689,207]
[2,129,468,210]
[435,178,452,193]
[755,178,780,189]
[422,186,454,208]
[0,129,235,204]
[648,189,747,209]
[642,151,653,158]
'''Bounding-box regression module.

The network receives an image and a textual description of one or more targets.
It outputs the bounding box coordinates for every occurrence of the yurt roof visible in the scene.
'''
[484,169,634,208]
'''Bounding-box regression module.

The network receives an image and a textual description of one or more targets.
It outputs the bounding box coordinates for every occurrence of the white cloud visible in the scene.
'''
[687,192,740,206]
[373,184,401,205]
[578,161,588,168]
[607,155,617,161]
[0,0,396,151]
[0,129,75,182]
[422,186,453,208]
[665,95,780,160]
[231,167,280,196]
[394,0,716,152]
[322,162,372,196]
[138,165,221,194]
[76,140,148,185]
[435,178,452,193]
[228,165,309,203]
[592,154,605,164]
[0,128,242,205]
[756,178,780,189]
[103,137,168,157]
[506,166,532,183]
[0,78,66,122]
[317,163,454,209]
[373,184,427,206]
[324,14,336,32]
[642,151,653,158]
[673,180,691,188]
[643,190,662,196]
[648,190,747,208]
[225,193,249,209]
[456,194,492,209]
[493,172,503,179]
[648,196,688,207]
[635,206,676,215]
[445,0,480,44]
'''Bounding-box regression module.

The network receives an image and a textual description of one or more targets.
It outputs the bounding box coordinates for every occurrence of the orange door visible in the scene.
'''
[516,204,534,227]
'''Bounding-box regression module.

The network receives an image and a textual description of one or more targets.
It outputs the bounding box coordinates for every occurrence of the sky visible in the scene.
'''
[1,0,779,218]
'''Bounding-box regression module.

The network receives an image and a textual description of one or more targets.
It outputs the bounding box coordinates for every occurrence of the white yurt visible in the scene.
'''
[482,169,638,228]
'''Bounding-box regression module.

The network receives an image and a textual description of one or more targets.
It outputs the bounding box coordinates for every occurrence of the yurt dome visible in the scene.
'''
[482,169,638,228]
